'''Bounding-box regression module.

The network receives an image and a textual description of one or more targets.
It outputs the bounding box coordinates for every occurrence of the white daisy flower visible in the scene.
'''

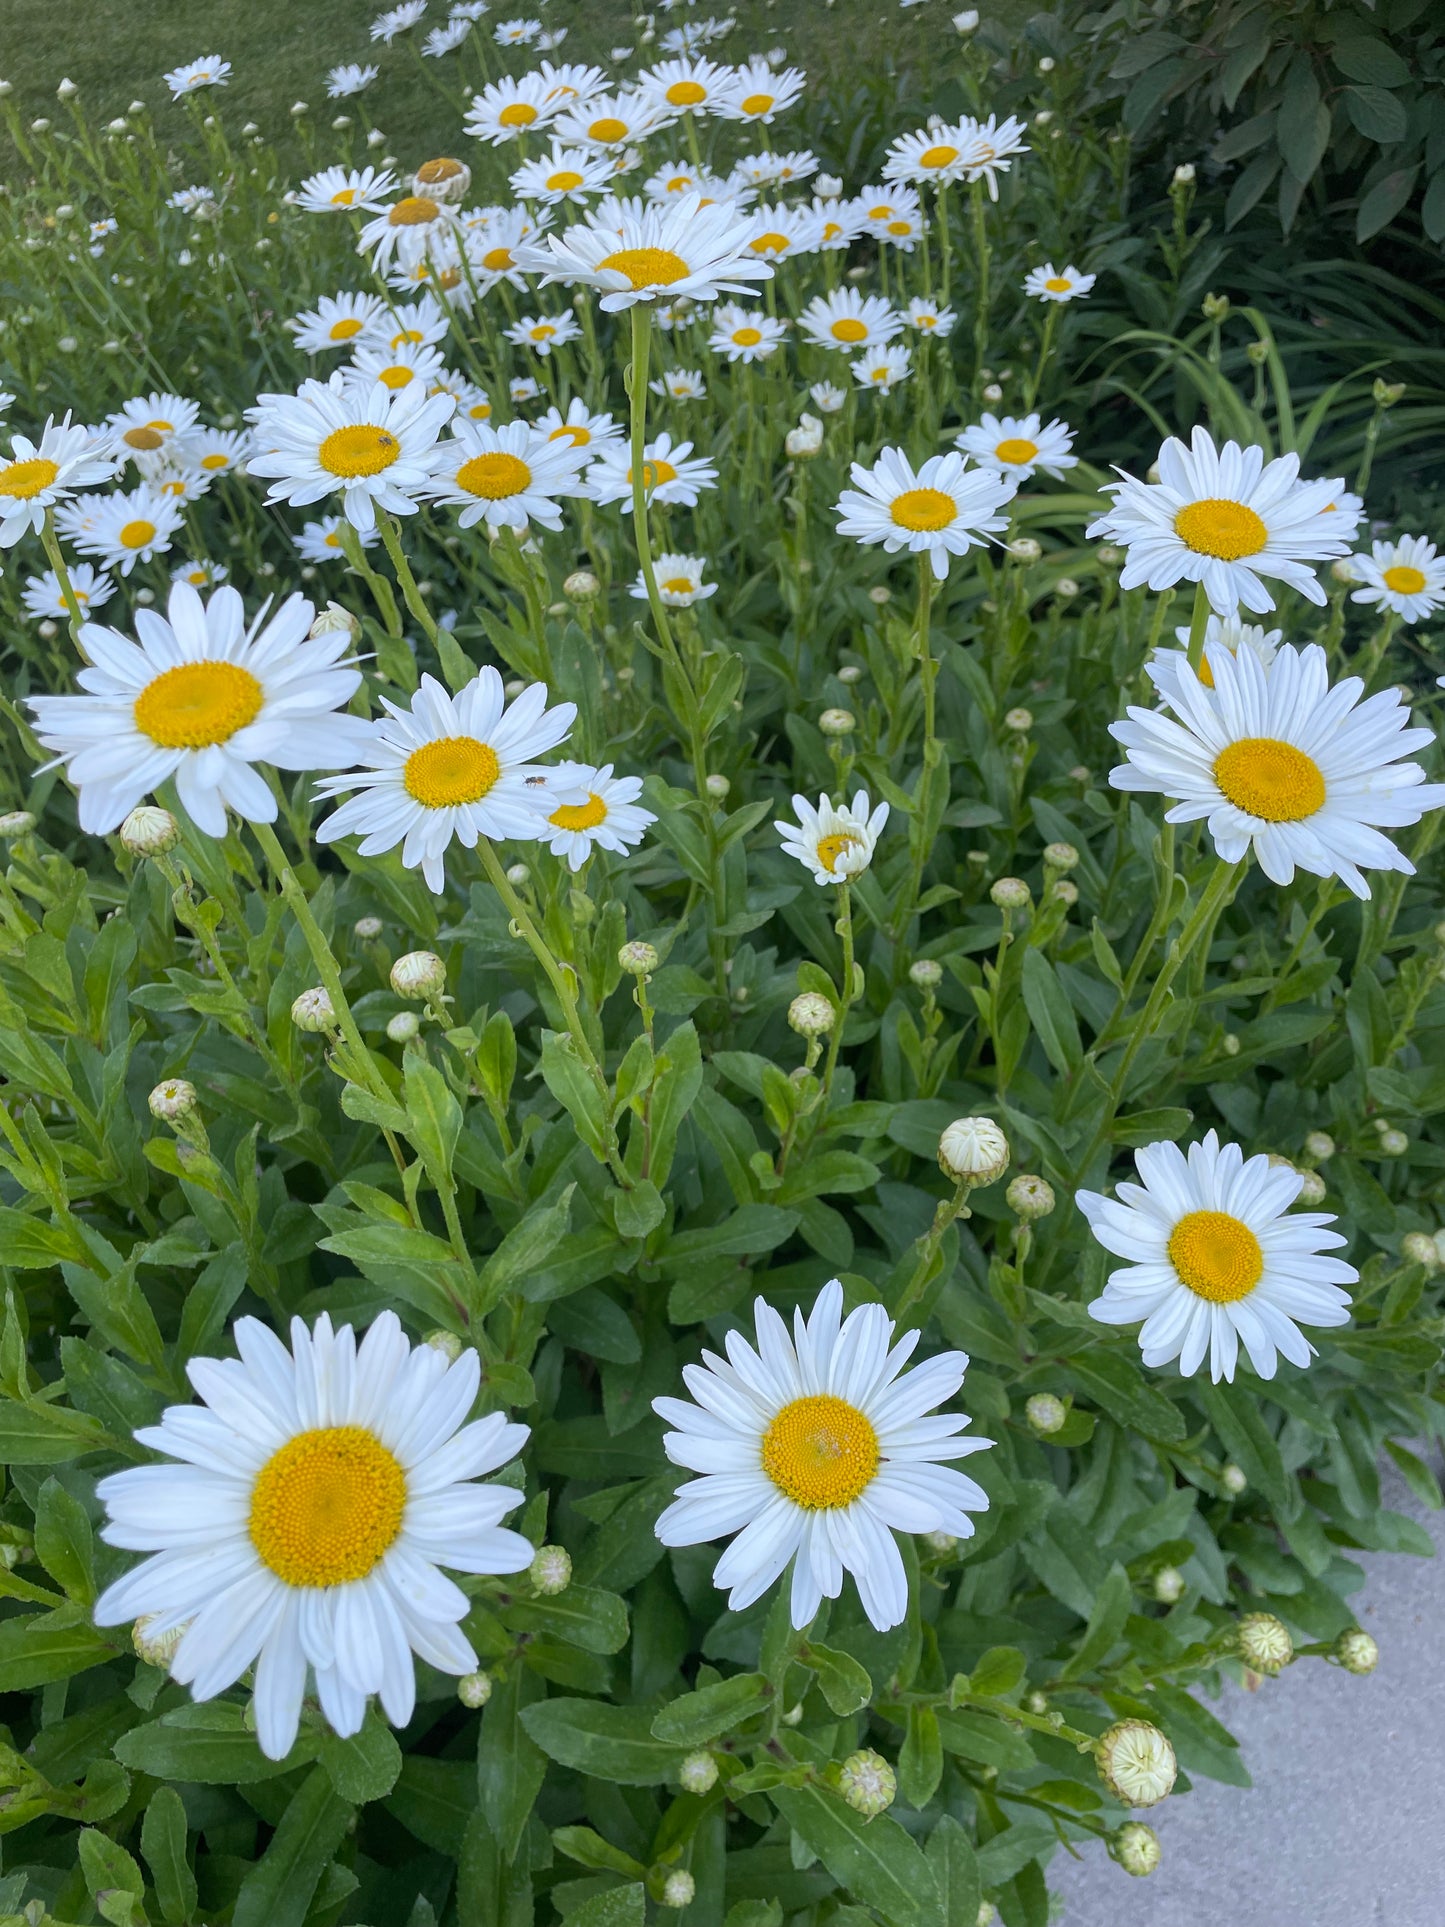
[430,375,492,424]
[511,144,616,207]
[882,123,973,187]
[1079,1131,1355,1383]
[638,55,733,117]
[93,1311,530,1761]
[371,1,427,42]
[902,296,957,338]
[836,447,1016,577]
[856,182,922,239]
[166,186,214,215]
[740,199,824,264]
[21,563,114,622]
[653,1280,991,1631]
[107,392,200,459]
[798,288,902,353]
[70,485,184,575]
[326,63,379,98]
[187,429,251,477]
[348,339,448,395]
[359,195,458,272]
[955,410,1076,480]
[510,377,541,406]
[377,294,452,351]
[297,165,398,215]
[1350,534,1445,624]
[536,61,610,111]
[629,550,716,606]
[171,558,229,591]
[163,56,231,99]
[289,292,389,354]
[715,57,806,125]
[1086,427,1357,615]
[587,430,718,508]
[294,514,380,564]
[426,419,590,532]
[464,205,545,293]
[708,304,786,363]
[247,373,455,534]
[424,18,471,54]
[850,345,914,394]
[732,149,817,190]
[648,367,707,401]
[464,72,567,145]
[314,670,577,893]
[540,762,656,870]
[536,397,623,456]
[513,192,770,313]
[504,311,583,357]
[814,196,867,251]
[958,113,1030,197]
[554,89,674,152]
[495,17,541,46]
[411,158,471,205]
[809,380,847,414]
[643,159,731,203]
[777,788,889,883]
[28,582,368,836]
[1023,261,1094,302]
[137,453,213,506]
[1110,640,1445,898]
[0,416,117,548]
[1147,613,1282,703]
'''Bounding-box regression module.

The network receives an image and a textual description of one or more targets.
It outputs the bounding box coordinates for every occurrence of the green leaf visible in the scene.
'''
[565,1885,646,1927]
[968,1646,1027,1698]
[935,1710,1035,1773]
[651,1672,773,1745]
[898,1705,943,1808]
[0,1610,116,1690]
[660,1204,798,1271]
[1357,165,1419,240]
[1065,1350,1186,1443]
[478,1662,548,1859]
[613,1180,666,1241]
[540,1032,612,1161]
[771,1786,943,1927]
[502,1583,630,1655]
[647,1021,703,1188]
[115,1703,321,1785]
[232,1764,353,1927]
[1061,1564,1132,1679]
[547,1287,640,1364]
[0,1205,77,1268]
[141,1788,198,1927]
[403,1054,463,1189]
[974,1820,1056,1888]
[1330,32,1411,87]
[1021,948,1082,1075]
[388,1757,476,1855]
[478,1183,576,1303]
[0,1396,109,1463]
[1385,1439,1443,1510]
[552,1827,647,1878]
[1194,1381,1292,1511]
[803,1642,873,1717]
[925,1816,981,1927]
[33,1475,96,1603]
[319,1711,403,1802]
[1277,55,1329,184]
[520,1697,685,1783]
[1344,84,1409,144]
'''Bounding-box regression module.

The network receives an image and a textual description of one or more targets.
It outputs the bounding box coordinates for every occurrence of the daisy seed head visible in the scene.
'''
[909,958,943,988]
[291,986,337,1033]
[1237,1612,1293,1675]
[387,1011,421,1043]
[1008,1175,1056,1221]
[788,991,836,1038]
[939,1117,1010,1185]
[1025,1392,1067,1435]
[679,1749,719,1793]
[391,950,447,1000]
[119,806,180,857]
[1334,1627,1379,1675]
[1110,1821,1162,1877]
[839,1750,896,1819]
[148,1078,198,1123]
[1096,1719,1177,1807]
[619,940,659,976]
[529,1545,572,1595]
[458,1670,493,1708]
[661,1871,695,1909]
[1009,536,1042,561]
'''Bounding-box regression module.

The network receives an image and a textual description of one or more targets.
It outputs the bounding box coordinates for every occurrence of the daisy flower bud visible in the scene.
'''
[1237,1612,1292,1675]
[1334,1627,1378,1675]
[391,950,447,1000]
[424,1329,463,1361]
[386,1011,420,1043]
[119,805,180,858]
[309,600,360,640]
[660,1872,695,1909]
[133,1614,186,1669]
[938,1116,1010,1186]
[1202,292,1230,321]
[788,992,836,1038]
[291,986,337,1033]
[1172,163,1196,187]
[1008,536,1042,561]
[148,1078,198,1123]
[1004,707,1033,732]
[977,1908,997,1927]
[1372,378,1405,406]
[786,414,825,459]
[506,863,530,886]
[990,877,1030,910]
[1043,842,1079,873]
[1008,1175,1055,1221]
[924,1529,958,1554]
[1096,1720,1177,1807]
[1152,1566,1185,1604]
[705,773,731,799]
[564,569,601,600]
[354,916,383,940]
[819,707,854,736]
[839,1749,895,1819]
[868,585,892,606]
[909,958,943,988]
[954,9,980,32]
[458,1671,493,1708]
[1109,1821,1161,1877]
[1221,1462,1247,1495]
[1050,878,1079,906]
[529,1545,571,1596]
[1379,1129,1409,1156]
[837,664,863,684]
[1025,1392,1067,1435]
[679,1750,718,1794]
[1297,1169,1327,1204]
[0,811,36,838]
[619,940,659,976]
[1403,1232,1438,1271]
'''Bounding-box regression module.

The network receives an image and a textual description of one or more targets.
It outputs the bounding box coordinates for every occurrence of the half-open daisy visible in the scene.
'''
[536,397,624,456]
[464,206,544,294]
[107,392,200,460]
[289,292,388,354]
[164,56,231,98]
[649,368,708,402]
[70,485,183,575]
[1023,262,1094,302]
[0,416,117,548]
[629,550,716,606]
[653,1279,991,1631]
[294,514,379,564]
[247,373,454,533]
[740,200,824,264]
[21,563,114,622]
[349,339,448,395]
[93,1310,531,1760]
[959,113,1030,196]
[371,1,427,42]
[326,62,379,98]
[708,305,786,363]
[187,429,251,477]
[955,410,1076,481]
[903,296,957,337]
[1087,427,1356,615]
[1079,1131,1355,1383]
[541,762,656,870]
[587,431,718,508]
[358,196,459,275]
[425,419,590,532]
[1109,640,1445,897]
[777,789,889,884]
[813,196,866,252]
[512,191,772,312]
[851,345,913,393]
[28,581,367,836]
[315,670,578,892]
[715,58,805,126]
[836,448,1015,580]
[798,289,902,354]
[297,165,397,215]
[1350,534,1445,625]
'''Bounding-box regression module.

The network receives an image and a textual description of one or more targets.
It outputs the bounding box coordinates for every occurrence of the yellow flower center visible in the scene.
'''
[1213,737,1325,822]
[481,245,515,272]
[133,660,264,749]
[867,204,893,220]
[199,452,230,470]
[416,157,463,183]
[331,187,358,206]
[249,1425,406,1588]
[920,143,959,169]
[123,426,166,451]
[887,219,912,236]
[916,313,938,328]
[329,317,365,340]
[0,457,60,499]
[1198,655,1217,690]
[994,437,1039,465]
[631,458,678,488]
[816,830,864,874]
[1383,564,1427,595]
[454,451,531,499]
[589,116,629,143]
[550,423,589,445]
[666,175,692,191]
[1044,275,1072,292]
[547,169,584,191]
[662,575,695,594]
[378,365,413,389]
[388,196,440,227]
[391,328,425,347]
[829,318,866,344]
[467,401,493,419]
[667,79,707,106]
[161,480,188,498]
[761,1393,879,1509]
[549,792,608,831]
[318,424,400,478]
[597,245,690,288]
[499,102,537,128]
[890,487,956,532]
[1167,1210,1263,1304]
[1174,499,1269,560]
[404,735,502,807]
[740,92,775,115]
[823,221,843,240]
[751,230,791,254]
[184,569,209,584]
[732,326,763,346]
[530,324,556,340]
[120,518,158,550]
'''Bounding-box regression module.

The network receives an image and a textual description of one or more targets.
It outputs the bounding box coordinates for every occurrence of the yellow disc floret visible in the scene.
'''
[890,487,957,532]
[919,144,960,170]
[596,246,690,288]
[120,518,158,550]
[1383,564,1427,596]
[0,457,60,499]
[994,438,1039,466]
[762,1394,879,1509]
[549,793,608,831]
[249,1424,406,1588]
[588,117,629,144]
[1213,737,1326,822]
[547,170,584,192]
[830,317,868,342]
[134,661,264,749]
[454,451,531,499]
[318,424,400,479]
[1167,1210,1263,1303]
[1044,275,1072,292]
[404,735,501,807]
[499,102,537,128]
[1174,499,1269,560]
[816,830,864,873]
[667,80,707,106]
[388,196,440,227]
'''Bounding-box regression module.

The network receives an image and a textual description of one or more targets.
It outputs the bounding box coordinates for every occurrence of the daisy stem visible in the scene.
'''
[1183,579,1211,674]
[892,554,938,942]
[814,882,855,1116]
[938,185,952,303]
[500,527,554,684]
[39,511,87,649]
[1023,305,1058,411]
[970,181,990,386]
[377,509,440,647]
[894,1174,974,1324]
[1355,609,1397,693]
[337,520,404,640]
[1261,877,1339,1014]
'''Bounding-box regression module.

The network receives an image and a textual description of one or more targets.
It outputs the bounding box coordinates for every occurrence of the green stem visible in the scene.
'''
[815,882,855,1112]
[1023,305,1058,411]
[970,182,990,385]
[377,509,439,645]
[40,511,86,647]
[938,184,952,303]
[1183,579,1211,675]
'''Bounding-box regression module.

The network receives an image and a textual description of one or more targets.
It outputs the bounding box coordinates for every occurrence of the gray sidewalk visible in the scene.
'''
[1053,1461,1444,1927]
